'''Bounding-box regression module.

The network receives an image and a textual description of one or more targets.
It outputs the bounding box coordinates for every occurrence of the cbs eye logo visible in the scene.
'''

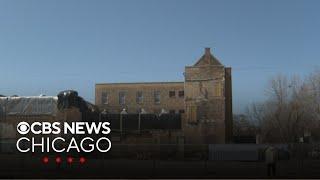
[17,122,30,135]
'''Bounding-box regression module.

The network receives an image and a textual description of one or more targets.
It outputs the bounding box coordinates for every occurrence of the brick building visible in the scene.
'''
[95,48,233,143]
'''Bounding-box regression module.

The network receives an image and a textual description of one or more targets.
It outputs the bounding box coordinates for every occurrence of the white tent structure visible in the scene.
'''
[0,96,58,116]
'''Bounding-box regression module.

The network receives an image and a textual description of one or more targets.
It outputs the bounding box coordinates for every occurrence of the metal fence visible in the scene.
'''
[99,113,182,131]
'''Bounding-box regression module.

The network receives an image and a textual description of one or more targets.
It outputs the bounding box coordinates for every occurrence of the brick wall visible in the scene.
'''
[95,82,185,114]
[94,48,233,144]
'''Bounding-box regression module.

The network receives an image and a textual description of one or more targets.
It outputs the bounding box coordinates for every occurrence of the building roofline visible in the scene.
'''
[0,96,57,99]
[96,81,184,86]
[185,64,225,68]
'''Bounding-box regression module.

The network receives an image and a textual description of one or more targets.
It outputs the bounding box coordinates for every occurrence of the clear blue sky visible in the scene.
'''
[0,0,319,113]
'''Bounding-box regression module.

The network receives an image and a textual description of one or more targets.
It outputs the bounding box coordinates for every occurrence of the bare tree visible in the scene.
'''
[247,73,318,143]
[301,70,320,140]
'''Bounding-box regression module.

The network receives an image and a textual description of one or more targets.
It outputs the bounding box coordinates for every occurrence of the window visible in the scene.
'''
[178,90,184,98]
[169,91,175,98]
[136,91,143,104]
[179,109,185,114]
[188,106,197,123]
[214,82,222,97]
[101,92,108,104]
[169,110,176,114]
[119,91,126,105]
[154,91,160,104]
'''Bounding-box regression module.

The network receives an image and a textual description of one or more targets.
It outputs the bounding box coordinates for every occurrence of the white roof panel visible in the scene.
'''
[0,96,58,116]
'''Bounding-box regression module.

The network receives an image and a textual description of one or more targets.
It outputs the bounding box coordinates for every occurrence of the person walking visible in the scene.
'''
[265,145,278,177]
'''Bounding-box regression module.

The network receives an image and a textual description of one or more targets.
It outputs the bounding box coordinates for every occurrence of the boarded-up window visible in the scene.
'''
[119,91,126,105]
[136,91,143,104]
[169,91,175,98]
[188,106,197,123]
[214,82,222,97]
[178,90,184,98]
[101,92,108,105]
[154,91,160,104]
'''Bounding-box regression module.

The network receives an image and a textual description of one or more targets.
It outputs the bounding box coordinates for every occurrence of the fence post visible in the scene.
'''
[120,114,123,136]
[138,113,141,133]
[152,159,156,177]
